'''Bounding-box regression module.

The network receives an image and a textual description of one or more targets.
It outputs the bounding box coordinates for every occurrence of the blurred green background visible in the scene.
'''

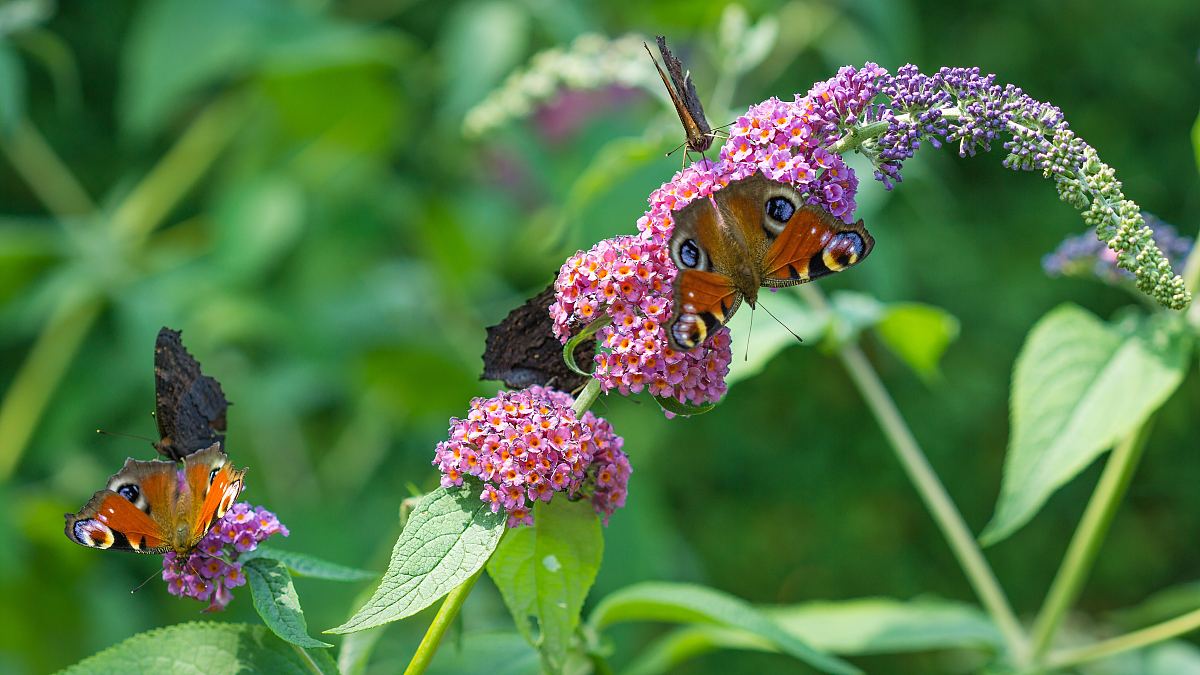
[1,1,1198,673]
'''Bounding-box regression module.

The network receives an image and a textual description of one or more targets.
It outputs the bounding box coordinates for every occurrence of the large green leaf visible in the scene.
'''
[981,305,1192,545]
[244,557,332,648]
[246,545,376,582]
[328,486,505,633]
[486,498,603,671]
[588,582,860,675]
[623,597,1000,675]
[59,622,337,674]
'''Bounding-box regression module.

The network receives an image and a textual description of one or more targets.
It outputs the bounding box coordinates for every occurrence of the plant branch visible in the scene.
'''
[798,285,1028,663]
[110,92,250,244]
[403,566,484,675]
[0,296,102,480]
[1028,422,1154,662]
[1,119,95,218]
[1045,606,1200,670]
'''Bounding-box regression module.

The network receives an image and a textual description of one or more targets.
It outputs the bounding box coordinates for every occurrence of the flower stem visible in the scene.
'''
[1028,422,1154,662]
[1044,606,1200,670]
[572,378,603,417]
[403,566,485,675]
[799,285,1028,663]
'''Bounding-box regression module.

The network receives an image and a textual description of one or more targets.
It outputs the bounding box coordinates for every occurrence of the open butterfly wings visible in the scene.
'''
[153,328,229,461]
[667,173,875,350]
[64,444,245,554]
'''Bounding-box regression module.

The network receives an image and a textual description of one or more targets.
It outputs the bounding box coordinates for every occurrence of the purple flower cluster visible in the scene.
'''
[162,503,289,611]
[1044,214,1194,285]
[551,64,893,407]
[869,65,1066,189]
[864,65,1190,308]
[432,386,631,526]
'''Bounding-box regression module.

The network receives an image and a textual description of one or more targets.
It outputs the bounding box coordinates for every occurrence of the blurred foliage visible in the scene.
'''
[1,0,1198,673]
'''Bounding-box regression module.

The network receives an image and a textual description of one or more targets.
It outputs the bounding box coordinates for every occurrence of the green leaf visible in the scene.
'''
[1109,580,1200,629]
[588,582,861,675]
[652,395,717,417]
[245,545,376,582]
[329,486,506,633]
[486,498,603,671]
[0,39,26,134]
[873,303,960,380]
[981,305,1192,545]
[624,597,1000,675]
[245,557,332,649]
[563,315,611,376]
[60,622,337,674]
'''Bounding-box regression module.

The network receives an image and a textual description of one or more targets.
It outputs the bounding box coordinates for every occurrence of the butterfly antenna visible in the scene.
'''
[744,306,755,361]
[665,139,687,158]
[96,428,157,444]
[130,567,162,594]
[759,301,804,344]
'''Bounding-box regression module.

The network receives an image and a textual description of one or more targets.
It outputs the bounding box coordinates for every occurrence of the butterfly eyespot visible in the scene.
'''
[824,231,866,269]
[678,239,701,269]
[73,519,115,549]
[765,196,796,223]
[670,314,706,349]
[116,484,140,503]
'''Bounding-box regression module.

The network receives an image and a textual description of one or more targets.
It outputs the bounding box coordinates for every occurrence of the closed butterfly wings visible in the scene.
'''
[153,327,229,461]
[64,444,245,554]
[667,173,875,349]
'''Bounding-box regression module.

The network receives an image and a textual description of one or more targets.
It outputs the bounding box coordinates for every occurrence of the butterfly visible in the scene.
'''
[667,172,875,350]
[481,281,593,392]
[645,35,716,156]
[153,327,229,461]
[64,443,245,554]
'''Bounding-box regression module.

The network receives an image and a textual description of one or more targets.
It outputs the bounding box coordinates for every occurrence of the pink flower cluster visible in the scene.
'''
[162,502,289,611]
[552,65,887,406]
[433,386,630,526]
[551,234,731,406]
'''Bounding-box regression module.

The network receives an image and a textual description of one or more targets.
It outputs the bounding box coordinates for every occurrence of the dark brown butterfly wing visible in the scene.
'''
[482,282,592,391]
[653,35,713,153]
[153,327,229,461]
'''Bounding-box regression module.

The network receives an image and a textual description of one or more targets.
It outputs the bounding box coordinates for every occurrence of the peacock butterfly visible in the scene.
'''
[64,443,245,554]
[667,172,875,350]
[645,35,717,156]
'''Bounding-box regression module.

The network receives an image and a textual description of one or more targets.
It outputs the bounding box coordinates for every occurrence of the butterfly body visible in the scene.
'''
[667,172,875,350]
[65,444,245,554]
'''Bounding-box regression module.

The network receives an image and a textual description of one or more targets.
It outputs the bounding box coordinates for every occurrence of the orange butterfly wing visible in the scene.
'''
[669,269,741,350]
[185,448,244,544]
[64,461,174,553]
[761,207,874,286]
